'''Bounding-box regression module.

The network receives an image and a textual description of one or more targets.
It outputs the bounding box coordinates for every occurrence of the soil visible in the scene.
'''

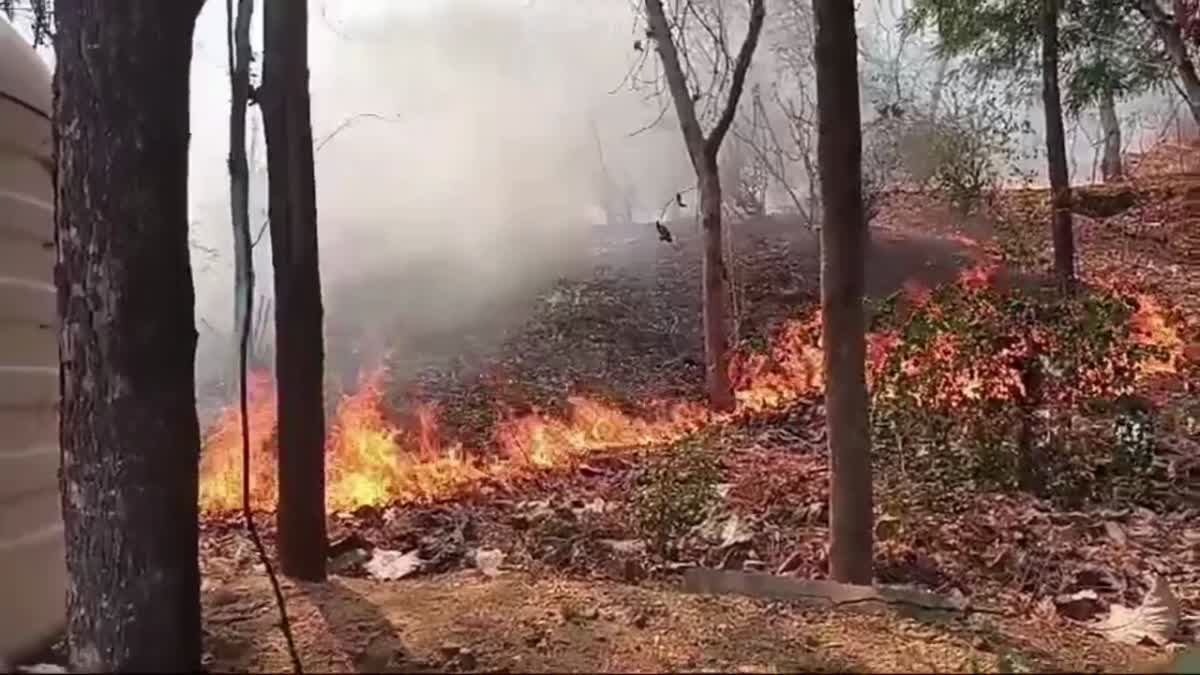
[203,571,1154,674]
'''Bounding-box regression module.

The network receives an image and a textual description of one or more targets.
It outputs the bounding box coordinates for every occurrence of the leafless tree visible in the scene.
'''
[634,0,766,410]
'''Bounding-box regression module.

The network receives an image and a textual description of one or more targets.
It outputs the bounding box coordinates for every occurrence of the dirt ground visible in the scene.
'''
[203,571,1155,674]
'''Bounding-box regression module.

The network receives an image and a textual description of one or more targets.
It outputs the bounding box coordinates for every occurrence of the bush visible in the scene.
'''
[869,273,1160,505]
[632,440,720,555]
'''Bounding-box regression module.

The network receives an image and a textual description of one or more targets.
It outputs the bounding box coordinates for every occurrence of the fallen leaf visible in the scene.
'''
[1096,575,1180,646]
[1104,521,1128,547]
[720,514,754,548]
[364,548,425,581]
[598,538,647,555]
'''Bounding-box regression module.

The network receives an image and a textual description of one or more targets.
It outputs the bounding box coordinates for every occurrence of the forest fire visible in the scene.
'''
[1131,294,1185,376]
[197,262,1187,516]
[198,316,828,514]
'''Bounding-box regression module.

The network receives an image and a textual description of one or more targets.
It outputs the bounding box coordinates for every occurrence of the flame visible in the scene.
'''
[1131,294,1184,376]
[197,311,833,514]
[196,264,1187,515]
[198,372,279,512]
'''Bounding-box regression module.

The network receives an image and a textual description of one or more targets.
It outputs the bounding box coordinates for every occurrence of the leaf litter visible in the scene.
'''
[198,162,1200,672]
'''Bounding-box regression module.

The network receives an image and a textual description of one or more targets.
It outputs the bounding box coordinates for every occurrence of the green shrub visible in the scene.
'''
[632,440,720,555]
[869,274,1159,505]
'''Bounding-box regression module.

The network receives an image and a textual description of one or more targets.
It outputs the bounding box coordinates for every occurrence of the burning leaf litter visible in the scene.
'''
[199,167,1200,672]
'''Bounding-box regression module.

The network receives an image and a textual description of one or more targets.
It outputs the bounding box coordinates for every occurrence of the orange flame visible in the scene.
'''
[196,270,1186,515]
[198,313,830,514]
[1131,294,1184,376]
[198,372,278,512]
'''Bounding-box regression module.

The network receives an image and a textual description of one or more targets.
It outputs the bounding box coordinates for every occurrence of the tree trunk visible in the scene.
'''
[53,1,205,670]
[1139,0,1200,126]
[229,0,255,392]
[1098,87,1123,182]
[262,0,328,581]
[1041,0,1076,291]
[642,0,764,412]
[699,161,735,411]
[929,54,950,122]
[813,0,873,585]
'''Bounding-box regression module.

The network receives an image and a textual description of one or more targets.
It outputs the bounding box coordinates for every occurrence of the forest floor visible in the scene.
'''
[194,144,1200,673]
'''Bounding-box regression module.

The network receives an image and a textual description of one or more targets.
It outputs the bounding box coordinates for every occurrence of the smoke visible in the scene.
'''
[182,0,1188,396]
[187,0,698,389]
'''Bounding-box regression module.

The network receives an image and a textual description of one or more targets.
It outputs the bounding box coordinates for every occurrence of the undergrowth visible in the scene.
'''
[868,273,1166,509]
[632,439,720,556]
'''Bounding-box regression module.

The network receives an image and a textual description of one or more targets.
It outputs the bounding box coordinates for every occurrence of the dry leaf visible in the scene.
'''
[1104,521,1128,546]
[364,548,425,581]
[720,514,754,548]
[474,547,505,578]
[1096,575,1180,646]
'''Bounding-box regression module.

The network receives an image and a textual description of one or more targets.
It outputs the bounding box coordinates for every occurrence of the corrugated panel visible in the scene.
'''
[0,523,63,659]
[0,405,57,500]
[0,322,55,367]
[0,21,61,661]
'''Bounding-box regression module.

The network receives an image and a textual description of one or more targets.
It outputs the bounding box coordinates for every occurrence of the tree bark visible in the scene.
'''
[1041,0,1076,291]
[813,0,873,585]
[642,0,765,411]
[262,0,328,581]
[1138,0,1200,126]
[698,161,734,410]
[1098,87,1124,182]
[53,1,205,670]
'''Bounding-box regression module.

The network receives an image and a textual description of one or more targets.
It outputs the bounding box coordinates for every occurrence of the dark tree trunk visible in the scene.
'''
[1041,0,1076,291]
[1016,352,1045,495]
[52,1,205,670]
[1139,0,1200,126]
[1098,88,1123,182]
[262,0,329,581]
[813,0,873,585]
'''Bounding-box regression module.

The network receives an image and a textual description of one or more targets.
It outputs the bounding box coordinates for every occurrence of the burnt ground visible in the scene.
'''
[323,213,975,449]
[187,169,1200,674]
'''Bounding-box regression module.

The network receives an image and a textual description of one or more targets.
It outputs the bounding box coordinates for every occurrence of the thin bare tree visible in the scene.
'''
[641,0,766,410]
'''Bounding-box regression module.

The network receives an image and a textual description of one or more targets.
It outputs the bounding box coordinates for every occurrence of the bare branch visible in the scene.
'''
[644,0,709,167]
[705,0,765,156]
